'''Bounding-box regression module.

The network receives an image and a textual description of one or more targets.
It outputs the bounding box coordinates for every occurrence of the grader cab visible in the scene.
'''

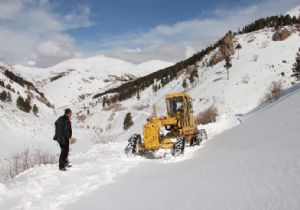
[125,92,207,156]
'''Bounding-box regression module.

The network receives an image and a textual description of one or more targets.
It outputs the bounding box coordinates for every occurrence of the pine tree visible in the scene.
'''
[182,78,187,89]
[0,90,7,102]
[152,84,158,93]
[102,96,107,108]
[189,68,199,85]
[236,44,242,60]
[32,104,39,116]
[17,96,32,113]
[6,84,12,91]
[123,112,134,130]
[6,92,12,103]
[137,91,140,100]
[224,57,232,80]
[292,48,300,80]
[0,80,4,87]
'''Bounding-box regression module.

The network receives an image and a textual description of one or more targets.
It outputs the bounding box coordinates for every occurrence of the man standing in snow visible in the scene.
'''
[53,108,73,171]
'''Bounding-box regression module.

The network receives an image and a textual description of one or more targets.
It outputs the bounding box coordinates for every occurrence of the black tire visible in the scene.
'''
[195,129,208,145]
[125,134,141,155]
[172,136,185,156]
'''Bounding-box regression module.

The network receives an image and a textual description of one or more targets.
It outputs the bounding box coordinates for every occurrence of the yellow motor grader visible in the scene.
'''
[125,92,207,156]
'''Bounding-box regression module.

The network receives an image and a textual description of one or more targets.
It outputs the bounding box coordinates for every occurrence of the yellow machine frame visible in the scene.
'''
[140,92,198,152]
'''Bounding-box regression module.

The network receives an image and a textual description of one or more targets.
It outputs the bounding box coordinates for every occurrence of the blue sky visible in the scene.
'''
[0,0,299,67]
[61,0,258,48]
[64,0,253,40]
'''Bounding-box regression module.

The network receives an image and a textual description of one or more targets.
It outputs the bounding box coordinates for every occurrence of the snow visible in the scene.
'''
[285,5,300,18]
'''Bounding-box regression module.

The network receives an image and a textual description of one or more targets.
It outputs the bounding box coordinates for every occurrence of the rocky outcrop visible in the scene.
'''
[209,34,235,65]
[272,28,292,41]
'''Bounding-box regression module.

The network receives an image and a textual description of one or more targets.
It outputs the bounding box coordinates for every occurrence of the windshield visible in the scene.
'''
[167,96,184,116]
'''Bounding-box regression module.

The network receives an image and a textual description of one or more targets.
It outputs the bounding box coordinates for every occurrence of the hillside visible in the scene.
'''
[0,62,56,160]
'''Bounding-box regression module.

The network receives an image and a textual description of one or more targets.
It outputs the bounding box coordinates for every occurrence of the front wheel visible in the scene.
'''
[172,136,185,156]
[195,129,208,145]
[125,134,141,155]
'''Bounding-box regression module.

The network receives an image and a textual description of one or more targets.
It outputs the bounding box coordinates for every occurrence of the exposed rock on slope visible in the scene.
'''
[210,34,235,65]
[273,28,292,41]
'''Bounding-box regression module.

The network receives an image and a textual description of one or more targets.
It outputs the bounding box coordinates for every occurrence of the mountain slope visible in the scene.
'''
[0,62,57,162]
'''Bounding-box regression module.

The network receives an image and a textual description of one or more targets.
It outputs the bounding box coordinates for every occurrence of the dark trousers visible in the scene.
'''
[59,141,69,169]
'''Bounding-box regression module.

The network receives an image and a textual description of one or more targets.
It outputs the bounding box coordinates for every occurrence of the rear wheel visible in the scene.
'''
[125,134,141,155]
[195,129,208,145]
[172,136,185,156]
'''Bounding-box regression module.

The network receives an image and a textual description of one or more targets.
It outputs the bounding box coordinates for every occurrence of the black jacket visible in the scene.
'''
[53,115,72,145]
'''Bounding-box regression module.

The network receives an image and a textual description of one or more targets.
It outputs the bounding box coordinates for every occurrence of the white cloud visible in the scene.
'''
[0,0,22,19]
[185,46,196,59]
[37,34,74,57]
[0,0,92,67]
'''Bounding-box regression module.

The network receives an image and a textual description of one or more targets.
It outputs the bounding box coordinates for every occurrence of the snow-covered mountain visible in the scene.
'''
[14,56,173,108]
[0,6,300,210]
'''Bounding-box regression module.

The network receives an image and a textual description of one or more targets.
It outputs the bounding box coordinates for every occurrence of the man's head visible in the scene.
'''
[65,108,72,119]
